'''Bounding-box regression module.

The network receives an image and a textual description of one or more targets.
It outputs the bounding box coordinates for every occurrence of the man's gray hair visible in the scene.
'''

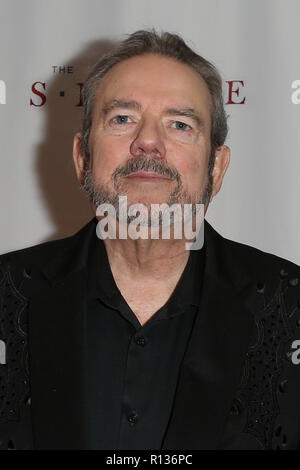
[80,29,228,172]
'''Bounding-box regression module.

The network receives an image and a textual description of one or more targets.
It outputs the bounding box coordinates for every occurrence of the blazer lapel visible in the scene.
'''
[162,221,255,450]
[27,221,95,449]
[28,269,89,449]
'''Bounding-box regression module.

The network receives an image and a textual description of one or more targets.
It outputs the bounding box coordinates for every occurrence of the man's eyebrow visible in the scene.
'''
[101,101,205,129]
[101,99,142,118]
[165,108,205,129]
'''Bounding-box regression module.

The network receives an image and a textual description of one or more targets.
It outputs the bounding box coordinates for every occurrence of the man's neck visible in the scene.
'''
[103,237,191,325]
[103,237,190,283]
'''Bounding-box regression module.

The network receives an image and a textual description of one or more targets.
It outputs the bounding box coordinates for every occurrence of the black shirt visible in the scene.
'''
[86,220,205,450]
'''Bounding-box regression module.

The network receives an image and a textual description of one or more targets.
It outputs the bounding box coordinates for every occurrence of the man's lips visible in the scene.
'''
[125,171,171,181]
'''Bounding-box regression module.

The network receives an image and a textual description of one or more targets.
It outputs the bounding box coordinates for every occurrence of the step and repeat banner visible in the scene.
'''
[0,0,300,264]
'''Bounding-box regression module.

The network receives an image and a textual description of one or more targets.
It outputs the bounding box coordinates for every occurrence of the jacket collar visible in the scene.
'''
[162,220,256,449]
[28,218,98,449]
[42,218,98,285]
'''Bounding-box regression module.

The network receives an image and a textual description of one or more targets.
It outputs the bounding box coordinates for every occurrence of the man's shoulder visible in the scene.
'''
[206,221,300,280]
[230,234,298,269]
[0,218,95,272]
[0,234,73,275]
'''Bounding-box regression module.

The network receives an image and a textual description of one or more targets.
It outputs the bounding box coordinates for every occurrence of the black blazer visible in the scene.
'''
[0,219,300,450]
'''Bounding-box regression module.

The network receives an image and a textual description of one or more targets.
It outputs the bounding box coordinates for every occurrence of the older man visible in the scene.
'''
[0,30,300,450]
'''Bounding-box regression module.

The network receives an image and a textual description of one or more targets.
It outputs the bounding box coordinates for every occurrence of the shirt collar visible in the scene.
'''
[87,217,205,318]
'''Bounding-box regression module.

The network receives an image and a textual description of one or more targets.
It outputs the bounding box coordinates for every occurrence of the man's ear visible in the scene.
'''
[72,133,86,185]
[211,145,230,199]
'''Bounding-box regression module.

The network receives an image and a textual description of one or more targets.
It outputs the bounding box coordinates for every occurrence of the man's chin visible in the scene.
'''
[119,192,175,208]
[126,198,171,208]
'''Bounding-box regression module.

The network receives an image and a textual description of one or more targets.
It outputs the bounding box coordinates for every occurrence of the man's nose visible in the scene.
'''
[130,118,166,159]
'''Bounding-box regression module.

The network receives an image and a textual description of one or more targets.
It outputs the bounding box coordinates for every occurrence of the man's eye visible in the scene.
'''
[171,121,191,131]
[113,115,132,124]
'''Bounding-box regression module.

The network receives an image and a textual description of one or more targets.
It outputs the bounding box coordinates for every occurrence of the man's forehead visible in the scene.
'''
[94,54,212,106]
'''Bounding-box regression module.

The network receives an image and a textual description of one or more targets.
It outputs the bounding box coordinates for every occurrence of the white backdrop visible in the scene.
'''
[1,0,300,264]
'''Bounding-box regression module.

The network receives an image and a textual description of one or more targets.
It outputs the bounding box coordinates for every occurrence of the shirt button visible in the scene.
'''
[135,336,146,346]
[128,412,138,425]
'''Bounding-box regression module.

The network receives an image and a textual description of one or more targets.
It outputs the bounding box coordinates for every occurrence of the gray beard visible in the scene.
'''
[81,155,213,226]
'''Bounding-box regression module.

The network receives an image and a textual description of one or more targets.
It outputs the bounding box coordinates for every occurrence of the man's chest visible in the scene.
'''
[112,273,182,325]
[118,288,172,325]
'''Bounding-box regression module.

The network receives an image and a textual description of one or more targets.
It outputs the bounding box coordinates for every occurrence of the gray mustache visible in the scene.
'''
[112,156,181,182]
